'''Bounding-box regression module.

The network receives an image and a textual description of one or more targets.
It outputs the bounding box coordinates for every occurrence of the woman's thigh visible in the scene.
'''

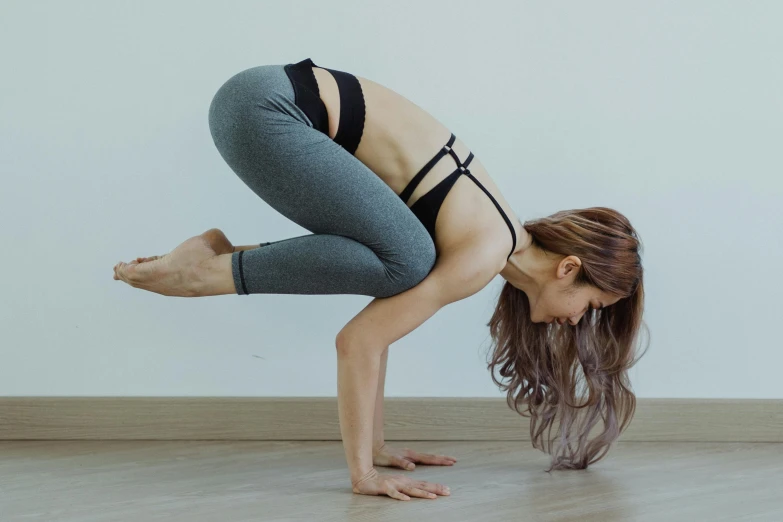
[207,64,436,295]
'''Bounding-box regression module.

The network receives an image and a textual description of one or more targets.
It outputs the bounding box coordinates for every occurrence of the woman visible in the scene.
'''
[113,58,647,501]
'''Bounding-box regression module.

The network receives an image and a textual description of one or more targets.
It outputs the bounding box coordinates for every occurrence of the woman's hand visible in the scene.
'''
[352,467,451,501]
[372,442,457,470]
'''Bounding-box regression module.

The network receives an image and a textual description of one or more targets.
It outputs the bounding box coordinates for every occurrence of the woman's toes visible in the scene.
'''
[125,257,171,286]
[121,261,145,282]
[116,261,140,283]
[113,260,143,284]
[114,262,127,282]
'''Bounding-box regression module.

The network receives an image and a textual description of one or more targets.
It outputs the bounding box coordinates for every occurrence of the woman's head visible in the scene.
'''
[511,251,625,326]
[488,206,649,471]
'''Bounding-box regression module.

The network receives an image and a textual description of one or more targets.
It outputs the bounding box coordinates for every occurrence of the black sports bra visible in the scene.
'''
[283,57,365,155]
[400,132,517,260]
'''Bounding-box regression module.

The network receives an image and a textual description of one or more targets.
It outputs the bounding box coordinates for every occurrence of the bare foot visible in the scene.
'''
[117,229,235,272]
[113,228,233,297]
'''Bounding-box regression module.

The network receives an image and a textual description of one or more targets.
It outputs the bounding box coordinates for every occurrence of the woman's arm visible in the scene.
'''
[336,277,444,487]
[372,346,389,453]
[336,338,385,486]
[337,237,504,489]
[370,345,458,472]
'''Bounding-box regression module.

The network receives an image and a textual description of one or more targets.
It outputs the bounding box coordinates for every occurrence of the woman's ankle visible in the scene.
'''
[233,244,267,252]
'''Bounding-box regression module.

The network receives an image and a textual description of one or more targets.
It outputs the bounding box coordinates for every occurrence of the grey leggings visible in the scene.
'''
[207,64,436,297]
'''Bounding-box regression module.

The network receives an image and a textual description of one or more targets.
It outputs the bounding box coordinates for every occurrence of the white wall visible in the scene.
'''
[1,1,780,397]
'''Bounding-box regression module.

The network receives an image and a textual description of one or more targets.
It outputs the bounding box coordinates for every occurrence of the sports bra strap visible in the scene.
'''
[399,133,457,203]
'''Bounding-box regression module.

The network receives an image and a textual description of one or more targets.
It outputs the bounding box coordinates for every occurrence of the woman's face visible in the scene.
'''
[506,251,623,326]
[529,278,621,326]
[528,252,621,325]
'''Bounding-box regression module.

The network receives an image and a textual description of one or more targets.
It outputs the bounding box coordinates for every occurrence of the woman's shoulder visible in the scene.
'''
[426,233,507,305]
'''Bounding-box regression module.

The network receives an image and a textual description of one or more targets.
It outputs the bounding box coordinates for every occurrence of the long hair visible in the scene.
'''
[486,207,650,471]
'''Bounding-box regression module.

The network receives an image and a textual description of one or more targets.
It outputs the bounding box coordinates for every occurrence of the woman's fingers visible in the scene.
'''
[394,457,415,470]
[375,445,457,471]
[388,488,410,501]
[403,486,437,499]
[358,471,451,501]
[405,450,457,465]
[424,454,456,465]
[415,480,451,496]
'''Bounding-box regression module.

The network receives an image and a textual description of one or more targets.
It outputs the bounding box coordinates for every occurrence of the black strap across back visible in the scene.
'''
[399,133,517,261]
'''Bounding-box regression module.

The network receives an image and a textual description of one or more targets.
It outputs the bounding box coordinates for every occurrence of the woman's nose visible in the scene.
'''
[569,312,586,325]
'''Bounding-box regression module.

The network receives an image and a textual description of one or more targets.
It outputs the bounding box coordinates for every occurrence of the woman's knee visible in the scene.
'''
[383,234,436,296]
[412,235,437,284]
[208,66,280,143]
[208,70,252,134]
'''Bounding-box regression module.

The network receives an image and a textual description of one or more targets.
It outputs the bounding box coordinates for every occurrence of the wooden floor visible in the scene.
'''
[1,441,781,521]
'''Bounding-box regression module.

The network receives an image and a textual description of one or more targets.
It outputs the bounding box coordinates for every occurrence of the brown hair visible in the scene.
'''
[486,206,649,471]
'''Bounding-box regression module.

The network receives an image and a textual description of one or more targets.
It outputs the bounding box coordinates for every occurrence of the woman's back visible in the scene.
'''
[309,61,522,264]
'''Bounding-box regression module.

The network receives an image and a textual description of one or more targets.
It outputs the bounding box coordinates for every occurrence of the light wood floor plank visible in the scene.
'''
[1,441,781,521]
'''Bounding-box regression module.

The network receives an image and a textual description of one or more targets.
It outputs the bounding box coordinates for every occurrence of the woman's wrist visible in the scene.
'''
[351,466,378,489]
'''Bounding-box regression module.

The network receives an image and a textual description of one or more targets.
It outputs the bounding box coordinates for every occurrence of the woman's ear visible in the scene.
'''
[557,255,581,279]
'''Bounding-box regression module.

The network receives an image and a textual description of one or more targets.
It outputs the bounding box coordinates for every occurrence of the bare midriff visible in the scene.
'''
[310,66,523,261]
